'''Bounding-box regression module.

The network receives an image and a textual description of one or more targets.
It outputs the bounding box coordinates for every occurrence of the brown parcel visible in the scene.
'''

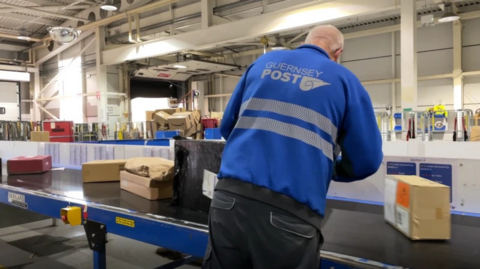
[191,110,201,123]
[146,121,160,139]
[153,111,171,127]
[82,160,126,183]
[168,112,194,131]
[385,175,450,240]
[31,131,50,142]
[145,108,180,121]
[125,157,174,181]
[120,171,173,200]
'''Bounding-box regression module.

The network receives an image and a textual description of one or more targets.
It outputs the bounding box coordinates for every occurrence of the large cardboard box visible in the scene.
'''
[82,160,126,183]
[120,171,173,200]
[168,112,194,131]
[145,108,184,121]
[195,123,203,139]
[153,111,171,127]
[192,110,201,123]
[30,131,50,142]
[384,175,450,240]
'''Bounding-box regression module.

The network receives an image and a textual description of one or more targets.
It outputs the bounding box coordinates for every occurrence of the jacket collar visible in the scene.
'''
[297,45,330,59]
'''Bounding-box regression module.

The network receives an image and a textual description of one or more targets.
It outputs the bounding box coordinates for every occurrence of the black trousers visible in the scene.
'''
[202,190,323,269]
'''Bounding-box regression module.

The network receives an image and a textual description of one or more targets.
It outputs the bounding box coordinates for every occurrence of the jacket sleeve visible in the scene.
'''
[332,75,383,182]
[220,65,252,140]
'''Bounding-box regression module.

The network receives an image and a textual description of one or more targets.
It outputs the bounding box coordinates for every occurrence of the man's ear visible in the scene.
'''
[334,48,343,61]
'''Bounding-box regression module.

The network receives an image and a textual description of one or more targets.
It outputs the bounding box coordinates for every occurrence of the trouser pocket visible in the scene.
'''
[269,212,316,239]
[211,191,236,210]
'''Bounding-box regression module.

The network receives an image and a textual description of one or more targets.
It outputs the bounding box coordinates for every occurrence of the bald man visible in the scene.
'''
[202,25,383,269]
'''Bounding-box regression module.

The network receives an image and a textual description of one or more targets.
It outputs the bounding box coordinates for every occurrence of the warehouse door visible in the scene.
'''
[0,82,20,121]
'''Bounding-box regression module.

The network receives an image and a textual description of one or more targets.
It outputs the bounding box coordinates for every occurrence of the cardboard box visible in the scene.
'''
[184,125,197,137]
[168,112,194,131]
[82,160,126,183]
[195,123,203,139]
[153,111,171,127]
[146,108,184,121]
[192,110,201,123]
[30,131,50,142]
[210,111,224,120]
[384,175,450,240]
[120,171,173,200]
[146,121,159,139]
[7,155,52,175]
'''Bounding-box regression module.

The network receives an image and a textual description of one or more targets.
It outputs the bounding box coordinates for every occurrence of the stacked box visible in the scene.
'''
[145,108,203,139]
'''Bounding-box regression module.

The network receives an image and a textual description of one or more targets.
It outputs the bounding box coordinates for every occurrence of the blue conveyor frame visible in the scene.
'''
[0,184,400,269]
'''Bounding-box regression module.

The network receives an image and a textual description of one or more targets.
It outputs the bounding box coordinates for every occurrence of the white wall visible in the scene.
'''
[206,18,480,115]
[0,82,19,121]
[38,33,124,126]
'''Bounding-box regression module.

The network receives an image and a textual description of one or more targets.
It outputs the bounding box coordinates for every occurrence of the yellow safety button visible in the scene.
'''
[60,206,82,226]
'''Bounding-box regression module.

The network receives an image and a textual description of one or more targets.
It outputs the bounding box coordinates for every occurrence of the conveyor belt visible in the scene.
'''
[2,168,480,269]
[0,168,208,225]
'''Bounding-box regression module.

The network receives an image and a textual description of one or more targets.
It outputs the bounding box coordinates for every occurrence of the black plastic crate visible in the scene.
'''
[172,139,225,214]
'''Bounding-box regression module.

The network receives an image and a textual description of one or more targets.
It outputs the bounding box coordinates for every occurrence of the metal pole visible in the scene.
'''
[93,244,106,269]
[38,104,59,120]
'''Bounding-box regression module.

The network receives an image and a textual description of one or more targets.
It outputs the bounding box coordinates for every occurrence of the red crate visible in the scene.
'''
[201,118,219,129]
[7,155,52,175]
[43,121,74,142]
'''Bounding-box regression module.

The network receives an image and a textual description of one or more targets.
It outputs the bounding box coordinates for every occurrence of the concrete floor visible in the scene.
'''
[0,204,198,269]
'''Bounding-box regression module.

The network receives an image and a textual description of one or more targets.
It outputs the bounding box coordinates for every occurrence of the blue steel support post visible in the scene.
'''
[93,244,107,269]
[84,219,108,269]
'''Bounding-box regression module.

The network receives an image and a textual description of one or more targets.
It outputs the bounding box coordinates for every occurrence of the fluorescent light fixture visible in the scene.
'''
[17,36,31,41]
[101,0,117,11]
[101,4,117,11]
[0,70,30,82]
[173,64,187,69]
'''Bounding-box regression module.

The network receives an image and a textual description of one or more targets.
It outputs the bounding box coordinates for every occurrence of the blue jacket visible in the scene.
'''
[217,45,383,217]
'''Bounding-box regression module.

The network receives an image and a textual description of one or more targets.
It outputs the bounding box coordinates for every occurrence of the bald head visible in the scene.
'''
[304,25,344,61]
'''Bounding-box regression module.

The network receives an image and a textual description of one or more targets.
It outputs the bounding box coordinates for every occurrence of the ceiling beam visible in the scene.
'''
[223,9,480,59]
[432,0,458,13]
[15,0,64,6]
[0,2,91,22]
[0,43,29,51]
[0,64,38,73]
[0,5,91,12]
[102,0,398,65]
[0,13,62,26]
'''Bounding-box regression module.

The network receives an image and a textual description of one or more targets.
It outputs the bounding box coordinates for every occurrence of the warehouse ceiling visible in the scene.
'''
[0,0,479,61]
[0,0,93,49]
